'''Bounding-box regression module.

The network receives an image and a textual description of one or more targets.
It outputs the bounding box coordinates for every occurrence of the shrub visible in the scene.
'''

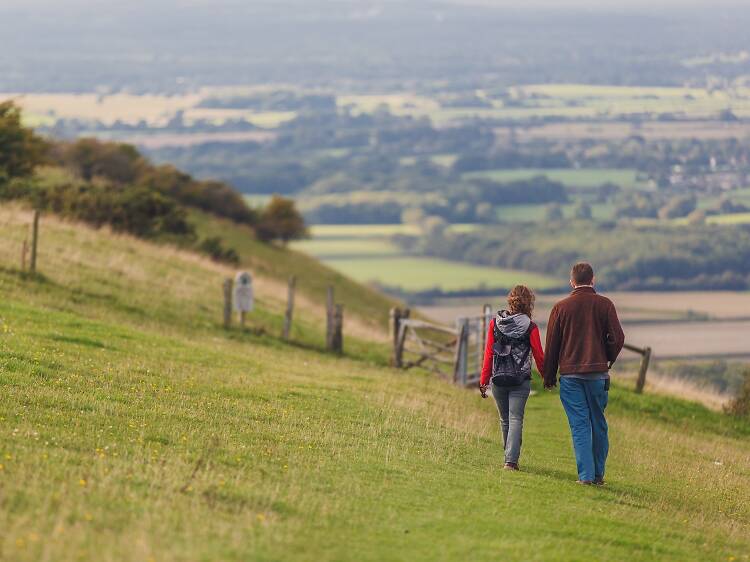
[725,369,750,419]
[51,139,258,226]
[544,203,564,221]
[0,101,47,180]
[37,180,194,239]
[54,138,145,183]
[198,237,240,264]
[256,196,308,244]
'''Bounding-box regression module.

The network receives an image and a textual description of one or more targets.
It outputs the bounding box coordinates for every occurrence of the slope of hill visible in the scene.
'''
[188,210,397,334]
[0,204,748,562]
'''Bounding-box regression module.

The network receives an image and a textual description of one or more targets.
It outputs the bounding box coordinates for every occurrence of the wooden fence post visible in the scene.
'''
[635,346,652,394]
[326,286,334,349]
[389,307,401,366]
[282,276,296,340]
[452,319,469,385]
[30,210,40,274]
[222,278,233,329]
[21,239,28,272]
[331,304,344,354]
[394,321,408,368]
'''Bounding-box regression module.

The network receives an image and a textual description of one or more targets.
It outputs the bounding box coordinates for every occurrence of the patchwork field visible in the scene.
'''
[291,224,559,293]
[11,83,750,137]
[495,202,615,222]
[320,256,561,292]
[500,120,750,142]
[342,84,750,125]
[464,168,648,190]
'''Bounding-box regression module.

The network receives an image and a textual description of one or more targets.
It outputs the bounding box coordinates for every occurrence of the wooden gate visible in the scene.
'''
[391,306,493,387]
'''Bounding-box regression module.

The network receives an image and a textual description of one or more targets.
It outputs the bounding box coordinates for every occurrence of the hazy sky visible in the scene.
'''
[3,0,747,8]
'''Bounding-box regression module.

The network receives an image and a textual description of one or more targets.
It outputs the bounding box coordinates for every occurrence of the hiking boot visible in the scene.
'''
[576,480,593,485]
[503,462,519,471]
[593,478,605,486]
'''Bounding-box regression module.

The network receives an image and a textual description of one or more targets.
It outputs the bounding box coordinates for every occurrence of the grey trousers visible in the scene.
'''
[491,379,532,464]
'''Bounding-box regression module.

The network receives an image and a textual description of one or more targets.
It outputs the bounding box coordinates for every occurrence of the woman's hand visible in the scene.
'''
[479,384,489,398]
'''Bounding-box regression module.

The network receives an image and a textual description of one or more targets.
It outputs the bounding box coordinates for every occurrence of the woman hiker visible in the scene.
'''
[479,285,545,471]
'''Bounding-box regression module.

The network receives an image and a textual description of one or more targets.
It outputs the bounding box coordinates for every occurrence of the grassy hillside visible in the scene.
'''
[0,204,749,561]
[189,210,398,332]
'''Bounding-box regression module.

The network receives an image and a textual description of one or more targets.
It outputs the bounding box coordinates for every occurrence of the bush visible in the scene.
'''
[0,101,47,180]
[39,181,195,239]
[545,203,564,221]
[573,201,593,220]
[51,139,258,226]
[54,138,145,183]
[658,195,697,220]
[141,166,257,225]
[256,196,309,244]
[725,370,750,418]
[198,237,240,264]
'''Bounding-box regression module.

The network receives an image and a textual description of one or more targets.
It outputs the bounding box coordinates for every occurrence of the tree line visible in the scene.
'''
[0,101,307,262]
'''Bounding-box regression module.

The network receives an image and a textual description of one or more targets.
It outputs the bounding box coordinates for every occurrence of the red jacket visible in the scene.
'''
[480,319,545,386]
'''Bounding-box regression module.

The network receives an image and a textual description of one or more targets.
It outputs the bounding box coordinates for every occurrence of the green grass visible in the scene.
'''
[323,256,561,291]
[306,224,421,238]
[290,238,401,258]
[496,202,615,222]
[188,211,399,331]
[292,223,556,291]
[0,203,749,561]
[464,168,647,190]
[708,212,750,225]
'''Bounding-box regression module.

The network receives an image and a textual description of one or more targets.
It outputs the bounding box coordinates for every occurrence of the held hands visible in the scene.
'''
[479,384,489,399]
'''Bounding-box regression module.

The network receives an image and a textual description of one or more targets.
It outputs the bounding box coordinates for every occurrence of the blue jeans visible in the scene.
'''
[559,376,609,482]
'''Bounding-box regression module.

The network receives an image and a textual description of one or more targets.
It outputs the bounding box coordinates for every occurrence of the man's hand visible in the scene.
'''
[543,375,557,390]
[479,384,489,399]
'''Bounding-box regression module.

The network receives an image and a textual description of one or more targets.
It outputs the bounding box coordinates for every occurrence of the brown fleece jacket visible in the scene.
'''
[543,286,625,386]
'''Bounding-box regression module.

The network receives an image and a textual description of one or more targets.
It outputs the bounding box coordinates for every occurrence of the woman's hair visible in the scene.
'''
[507,285,535,318]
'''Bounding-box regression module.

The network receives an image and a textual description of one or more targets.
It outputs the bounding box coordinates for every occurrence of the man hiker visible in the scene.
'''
[543,262,625,485]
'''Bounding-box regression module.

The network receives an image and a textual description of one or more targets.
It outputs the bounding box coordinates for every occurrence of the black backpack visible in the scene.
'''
[491,320,533,387]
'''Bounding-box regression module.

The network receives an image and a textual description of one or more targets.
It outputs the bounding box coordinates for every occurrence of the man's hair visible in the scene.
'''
[571,262,594,286]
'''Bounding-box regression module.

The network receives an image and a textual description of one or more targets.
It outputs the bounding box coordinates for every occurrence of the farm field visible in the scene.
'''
[341,84,750,124]
[291,237,402,258]
[11,83,750,135]
[7,91,295,130]
[708,212,750,225]
[495,202,615,222]
[321,256,561,292]
[421,291,750,361]
[290,224,557,293]
[464,168,648,189]
[500,120,750,142]
[1,203,749,561]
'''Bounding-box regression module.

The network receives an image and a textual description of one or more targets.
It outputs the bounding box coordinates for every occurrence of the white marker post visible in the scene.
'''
[234,271,254,327]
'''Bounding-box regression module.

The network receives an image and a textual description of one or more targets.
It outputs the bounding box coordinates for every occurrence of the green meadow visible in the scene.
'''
[0,203,748,561]
[464,168,648,189]
[496,202,616,222]
[290,224,559,292]
[321,256,561,292]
